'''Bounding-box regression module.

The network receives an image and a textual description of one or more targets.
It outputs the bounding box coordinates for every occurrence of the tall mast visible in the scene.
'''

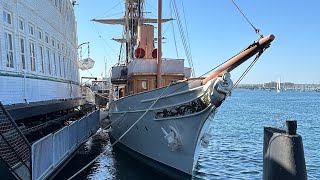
[157,0,162,88]
[125,0,144,63]
[125,0,130,63]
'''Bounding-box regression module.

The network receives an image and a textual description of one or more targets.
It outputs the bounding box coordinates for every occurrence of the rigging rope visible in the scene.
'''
[171,0,195,77]
[162,37,268,98]
[228,47,265,94]
[231,0,263,38]
[69,2,271,178]
[98,1,122,19]
[68,42,268,180]
[169,3,179,58]
[181,1,192,62]
[67,83,172,180]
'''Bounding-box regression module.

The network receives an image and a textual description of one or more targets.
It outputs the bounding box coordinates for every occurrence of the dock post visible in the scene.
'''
[263,120,307,180]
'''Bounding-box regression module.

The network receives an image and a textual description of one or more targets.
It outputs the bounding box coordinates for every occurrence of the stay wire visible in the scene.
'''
[67,41,266,180]
[67,83,172,180]
[162,40,260,97]
[231,0,263,38]
[228,48,264,95]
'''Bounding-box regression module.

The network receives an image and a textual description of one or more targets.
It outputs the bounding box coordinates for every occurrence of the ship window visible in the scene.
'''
[57,41,60,50]
[37,29,42,40]
[29,42,36,71]
[19,19,24,30]
[3,11,12,25]
[63,57,66,78]
[141,80,148,90]
[4,31,14,68]
[46,48,51,74]
[51,38,55,47]
[20,38,26,69]
[59,0,62,12]
[45,34,49,44]
[53,52,57,75]
[39,46,44,73]
[58,54,62,76]
[28,24,34,36]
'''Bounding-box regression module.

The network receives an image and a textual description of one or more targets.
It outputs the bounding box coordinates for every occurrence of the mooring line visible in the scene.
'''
[67,83,172,180]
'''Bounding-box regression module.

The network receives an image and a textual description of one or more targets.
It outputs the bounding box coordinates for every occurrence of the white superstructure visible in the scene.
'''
[0,0,80,105]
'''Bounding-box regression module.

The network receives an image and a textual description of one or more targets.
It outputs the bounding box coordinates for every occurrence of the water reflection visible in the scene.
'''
[54,130,173,180]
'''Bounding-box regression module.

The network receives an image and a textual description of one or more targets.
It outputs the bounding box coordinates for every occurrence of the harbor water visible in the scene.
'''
[55,90,320,179]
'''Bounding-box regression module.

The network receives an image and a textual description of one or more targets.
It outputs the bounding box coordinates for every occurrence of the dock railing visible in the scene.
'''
[31,110,100,180]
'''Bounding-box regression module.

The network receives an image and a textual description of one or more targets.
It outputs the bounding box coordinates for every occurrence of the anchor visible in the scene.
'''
[161,126,181,151]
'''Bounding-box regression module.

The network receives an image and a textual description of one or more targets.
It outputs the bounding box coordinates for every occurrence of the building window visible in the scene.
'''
[4,32,14,68]
[39,46,44,73]
[19,19,24,30]
[46,48,51,74]
[20,38,26,69]
[29,42,36,71]
[3,11,12,25]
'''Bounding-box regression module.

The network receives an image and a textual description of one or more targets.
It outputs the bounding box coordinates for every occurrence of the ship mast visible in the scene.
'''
[157,0,162,88]
[124,0,144,63]
[125,0,130,63]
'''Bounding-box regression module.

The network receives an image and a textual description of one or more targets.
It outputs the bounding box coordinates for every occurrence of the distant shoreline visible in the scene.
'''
[236,82,320,91]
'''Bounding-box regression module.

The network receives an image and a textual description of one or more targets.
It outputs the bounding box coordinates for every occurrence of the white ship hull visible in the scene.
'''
[0,75,80,105]
[0,0,80,106]
[109,78,231,177]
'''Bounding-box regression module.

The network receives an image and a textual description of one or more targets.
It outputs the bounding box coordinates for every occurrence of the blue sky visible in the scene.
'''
[75,0,320,84]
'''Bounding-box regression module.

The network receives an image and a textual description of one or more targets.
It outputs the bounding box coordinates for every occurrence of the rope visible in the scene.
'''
[228,49,264,95]
[67,83,172,180]
[68,42,268,179]
[161,41,254,97]
[231,0,263,38]
[171,0,195,77]
[96,1,122,19]
[170,4,179,58]
[161,37,267,99]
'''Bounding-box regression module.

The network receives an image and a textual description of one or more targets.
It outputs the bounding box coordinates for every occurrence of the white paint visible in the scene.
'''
[0,0,81,105]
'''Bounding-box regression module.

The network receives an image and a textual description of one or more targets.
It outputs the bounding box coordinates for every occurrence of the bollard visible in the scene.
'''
[263,120,307,180]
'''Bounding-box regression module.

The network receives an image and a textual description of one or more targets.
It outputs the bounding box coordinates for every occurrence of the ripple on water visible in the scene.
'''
[55,91,320,180]
[194,90,320,179]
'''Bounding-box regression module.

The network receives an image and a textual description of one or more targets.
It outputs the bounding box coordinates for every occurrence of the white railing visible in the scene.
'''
[31,110,100,180]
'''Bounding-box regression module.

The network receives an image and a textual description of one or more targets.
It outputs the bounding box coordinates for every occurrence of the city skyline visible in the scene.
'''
[75,0,320,84]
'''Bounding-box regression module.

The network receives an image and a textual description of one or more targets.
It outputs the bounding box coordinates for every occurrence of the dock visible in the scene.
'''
[0,101,100,180]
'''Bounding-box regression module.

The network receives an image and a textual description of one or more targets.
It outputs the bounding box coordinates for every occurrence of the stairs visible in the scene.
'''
[0,101,31,180]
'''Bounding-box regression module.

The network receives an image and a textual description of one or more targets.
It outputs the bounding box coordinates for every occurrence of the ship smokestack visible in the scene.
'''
[135,24,154,58]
